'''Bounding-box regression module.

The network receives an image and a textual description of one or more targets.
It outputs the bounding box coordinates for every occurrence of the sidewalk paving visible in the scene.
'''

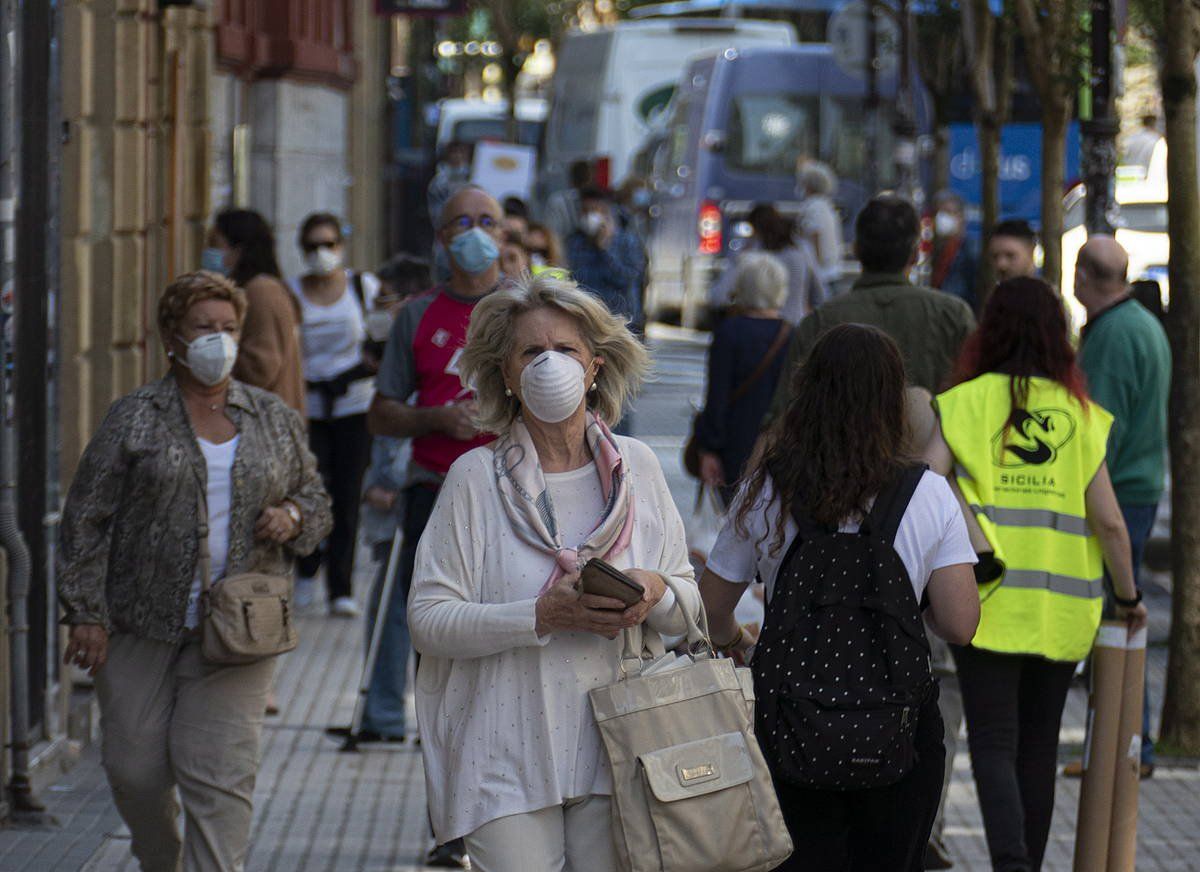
[2,341,1199,869]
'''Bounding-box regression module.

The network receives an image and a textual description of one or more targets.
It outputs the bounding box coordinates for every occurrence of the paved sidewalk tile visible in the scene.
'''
[3,338,1199,870]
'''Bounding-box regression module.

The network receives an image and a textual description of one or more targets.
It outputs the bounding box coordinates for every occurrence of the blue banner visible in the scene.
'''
[948,122,1082,235]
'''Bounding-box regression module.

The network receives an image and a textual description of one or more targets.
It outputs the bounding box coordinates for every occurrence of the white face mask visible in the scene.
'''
[934,211,961,237]
[304,247,343,276]
[519,350,587,424]
[582,211,606,237]
[366,310,394,343]
[175,332,238,386]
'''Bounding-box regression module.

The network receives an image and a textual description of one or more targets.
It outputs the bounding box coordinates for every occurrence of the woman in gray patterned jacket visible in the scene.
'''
[58,271,332,872]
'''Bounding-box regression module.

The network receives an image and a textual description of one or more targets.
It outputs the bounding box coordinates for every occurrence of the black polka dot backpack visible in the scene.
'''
[752,464,935,790]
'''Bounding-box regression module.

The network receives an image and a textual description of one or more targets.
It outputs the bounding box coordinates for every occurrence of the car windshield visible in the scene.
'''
[725,93,818,176]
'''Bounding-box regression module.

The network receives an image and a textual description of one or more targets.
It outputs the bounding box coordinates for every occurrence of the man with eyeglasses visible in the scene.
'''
[367,184,504,869]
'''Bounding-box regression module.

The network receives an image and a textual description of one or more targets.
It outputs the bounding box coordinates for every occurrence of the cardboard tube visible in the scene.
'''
[1106,626,1148,872]
[1073,622,1129,872]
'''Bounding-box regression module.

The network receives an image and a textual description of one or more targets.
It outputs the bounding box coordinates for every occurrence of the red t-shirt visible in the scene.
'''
[376,287,495,477]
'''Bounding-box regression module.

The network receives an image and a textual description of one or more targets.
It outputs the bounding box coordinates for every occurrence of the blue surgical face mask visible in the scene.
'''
[201,247,227,275]
[447,227,499,275]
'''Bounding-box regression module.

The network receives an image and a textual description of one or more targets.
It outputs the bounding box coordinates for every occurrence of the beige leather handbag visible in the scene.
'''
[195,488,298,665]
[588,577,793,872]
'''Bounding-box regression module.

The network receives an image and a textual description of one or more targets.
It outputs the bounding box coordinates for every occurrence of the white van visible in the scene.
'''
[540,18,795,194]
[434,98,548,151]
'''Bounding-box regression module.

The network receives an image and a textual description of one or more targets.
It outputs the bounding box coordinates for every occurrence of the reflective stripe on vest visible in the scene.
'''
[937,374,1113,661]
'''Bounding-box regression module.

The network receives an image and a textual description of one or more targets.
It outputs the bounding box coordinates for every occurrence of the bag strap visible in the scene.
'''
[859,464,928,546]
[350,270,367,311]
[195,481,213,597]
[619,573,715,676]
[729,320,793,406]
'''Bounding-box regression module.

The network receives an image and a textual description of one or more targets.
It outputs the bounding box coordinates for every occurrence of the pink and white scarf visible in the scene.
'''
[492,413,635,594]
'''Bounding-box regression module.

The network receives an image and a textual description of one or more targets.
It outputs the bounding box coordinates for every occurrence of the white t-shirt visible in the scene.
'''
[290,270,380,419]
[707,470,976,604]
[186,435,240,629]
[796,195,844,281]
[544,464,606,549]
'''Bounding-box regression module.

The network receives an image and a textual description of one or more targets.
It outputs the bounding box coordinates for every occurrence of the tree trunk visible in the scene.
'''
[932,125,951,193]
[977,112,1002,295]
[1160,0,1200,754]
[1039,99,1070,290]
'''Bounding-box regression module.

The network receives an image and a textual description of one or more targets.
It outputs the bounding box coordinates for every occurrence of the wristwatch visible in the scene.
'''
[283,502,302,527]
[1113,588,1143,608]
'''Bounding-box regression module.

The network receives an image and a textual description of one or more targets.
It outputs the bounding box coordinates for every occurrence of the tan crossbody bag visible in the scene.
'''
[589,575,793,872]
[195,486,298,665]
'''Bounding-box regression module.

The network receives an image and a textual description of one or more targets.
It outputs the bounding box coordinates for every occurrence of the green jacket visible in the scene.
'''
[1079,297,1171,506]
[769,272,976,419]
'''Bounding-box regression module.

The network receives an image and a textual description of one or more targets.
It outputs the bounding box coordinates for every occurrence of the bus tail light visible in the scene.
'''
[698,201,722,255]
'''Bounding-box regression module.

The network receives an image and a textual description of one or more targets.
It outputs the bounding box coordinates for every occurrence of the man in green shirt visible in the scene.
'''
[769,195,975,420]
[1075,235,1171,775]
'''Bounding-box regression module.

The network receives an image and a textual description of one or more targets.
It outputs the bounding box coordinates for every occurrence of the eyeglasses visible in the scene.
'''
[302,240,339,254]
[444,214,499,233]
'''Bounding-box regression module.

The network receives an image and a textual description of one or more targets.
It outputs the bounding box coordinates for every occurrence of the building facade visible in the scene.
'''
[0,0,389,811]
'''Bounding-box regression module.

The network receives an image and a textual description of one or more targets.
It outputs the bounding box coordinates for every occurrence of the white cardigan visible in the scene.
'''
[408,436,701,843]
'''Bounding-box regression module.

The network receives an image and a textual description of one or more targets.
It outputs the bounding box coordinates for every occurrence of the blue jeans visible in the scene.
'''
[1119,502,1158,766]
[360,537,411,738]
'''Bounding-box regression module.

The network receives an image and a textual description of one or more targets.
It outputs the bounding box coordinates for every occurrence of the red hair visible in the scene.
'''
[951,276,1090,413]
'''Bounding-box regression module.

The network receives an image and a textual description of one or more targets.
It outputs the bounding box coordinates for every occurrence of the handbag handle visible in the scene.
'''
[619,573,715,677]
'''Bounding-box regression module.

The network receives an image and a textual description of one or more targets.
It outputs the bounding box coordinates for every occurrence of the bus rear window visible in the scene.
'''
[725,94,817,176]
[452,119,543,148]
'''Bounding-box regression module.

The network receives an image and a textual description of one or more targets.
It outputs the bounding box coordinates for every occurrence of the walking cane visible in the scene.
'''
[340,524,404,753]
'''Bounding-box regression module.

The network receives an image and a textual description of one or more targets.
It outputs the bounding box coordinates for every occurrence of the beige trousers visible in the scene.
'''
[95,634,275,872]
[464,794,616,872]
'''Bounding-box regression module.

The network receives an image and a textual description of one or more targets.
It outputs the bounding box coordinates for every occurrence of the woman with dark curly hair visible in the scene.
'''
[700,323,979,871]
[925,277,1147,872]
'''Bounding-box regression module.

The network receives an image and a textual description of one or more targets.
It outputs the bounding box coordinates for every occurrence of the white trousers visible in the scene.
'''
[464,794,616,872]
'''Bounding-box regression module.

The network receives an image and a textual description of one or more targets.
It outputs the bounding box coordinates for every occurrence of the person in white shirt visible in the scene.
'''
[796,159,845,285]
[699,323,980,872]
[291,212,382,617]
[408,274,701,871]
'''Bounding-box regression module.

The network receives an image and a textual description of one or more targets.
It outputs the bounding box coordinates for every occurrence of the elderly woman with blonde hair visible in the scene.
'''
[58,271,331,872]
[695,251,794,504]
[408,274,702,871]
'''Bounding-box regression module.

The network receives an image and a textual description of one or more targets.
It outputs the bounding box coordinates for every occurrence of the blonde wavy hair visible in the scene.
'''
[460,274,651,435]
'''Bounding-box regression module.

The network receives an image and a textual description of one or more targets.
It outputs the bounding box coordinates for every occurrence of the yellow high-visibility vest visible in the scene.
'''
[937,374,1113,662]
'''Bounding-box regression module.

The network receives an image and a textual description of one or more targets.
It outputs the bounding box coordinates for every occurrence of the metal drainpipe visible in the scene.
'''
[1,0,45,818]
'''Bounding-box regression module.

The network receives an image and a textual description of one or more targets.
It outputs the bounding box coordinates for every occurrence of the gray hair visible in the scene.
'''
[459,274,651,434]
[732,252,789,311]
[798,160,837,197]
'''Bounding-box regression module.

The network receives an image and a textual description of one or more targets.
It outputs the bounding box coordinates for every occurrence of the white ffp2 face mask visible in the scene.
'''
[305,247,343,276]
[176,332,238,386]
[519,350,587,424]
[366,310,394,343]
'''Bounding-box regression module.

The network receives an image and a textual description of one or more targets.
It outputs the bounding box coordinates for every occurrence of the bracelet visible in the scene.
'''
[283,502,302,526]
[716,625,744,653]
[1113,589,1143,608]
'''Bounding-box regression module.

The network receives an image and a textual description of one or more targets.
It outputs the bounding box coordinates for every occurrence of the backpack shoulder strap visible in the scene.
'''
[860,464,928,547]
[350,270,367,310]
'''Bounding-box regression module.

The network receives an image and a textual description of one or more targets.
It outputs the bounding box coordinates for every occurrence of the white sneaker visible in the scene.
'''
[294,576,317,609]
[330,597,361,618]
